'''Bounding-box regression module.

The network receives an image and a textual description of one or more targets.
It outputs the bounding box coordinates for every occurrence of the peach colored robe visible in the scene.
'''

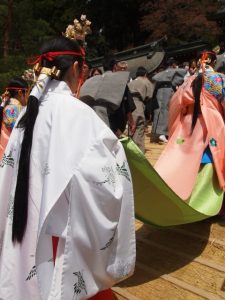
[0,124,11,160]
[155,76,225,200]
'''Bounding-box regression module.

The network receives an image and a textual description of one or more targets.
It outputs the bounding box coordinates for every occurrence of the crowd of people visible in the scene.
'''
[1,14,225,299]
[1,51,220,156]
[79,52,213,153]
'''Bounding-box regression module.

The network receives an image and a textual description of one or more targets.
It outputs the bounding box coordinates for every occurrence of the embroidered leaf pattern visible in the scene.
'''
[26,265,37,281]
[176,138,185,145]
[25,258,53,282]
[100,227,117,250]
[42,163,50,175]
[0,151,14,168]
[210,138,217,147]
[48,257,54,263]
[0,233,3,255]
[93,166,116,191]
[73,271,87,297]
[116,162,130,181]
[114,259,134,280]
[102,166,116,187]
[7,196,14,221]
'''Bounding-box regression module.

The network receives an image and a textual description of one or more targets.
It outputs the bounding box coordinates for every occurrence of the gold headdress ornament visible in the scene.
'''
[213,45,220,55]
[63,15,92,41]
[22,69,35,84]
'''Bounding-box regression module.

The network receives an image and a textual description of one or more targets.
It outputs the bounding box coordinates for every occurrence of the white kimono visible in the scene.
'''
[0,80,136,300]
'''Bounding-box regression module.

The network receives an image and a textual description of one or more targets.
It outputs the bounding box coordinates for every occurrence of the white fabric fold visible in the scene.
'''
[0,80,136,300]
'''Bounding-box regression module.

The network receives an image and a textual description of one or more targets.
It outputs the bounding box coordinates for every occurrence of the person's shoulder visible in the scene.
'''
[204,70,225,82]
[4,102,20,116]
[213,71,225,79]
[144,77,154,86]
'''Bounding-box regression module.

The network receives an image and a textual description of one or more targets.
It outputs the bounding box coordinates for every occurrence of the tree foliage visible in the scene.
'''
[140,0,222,45]
[0,0,224,91]
[0,0,143,90]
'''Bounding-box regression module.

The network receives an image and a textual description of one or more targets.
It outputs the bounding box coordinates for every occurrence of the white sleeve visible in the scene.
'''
[61,129,136,300]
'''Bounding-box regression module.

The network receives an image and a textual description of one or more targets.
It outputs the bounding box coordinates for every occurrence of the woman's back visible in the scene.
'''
[203,68,225,102]
[155,57,225,200]
[0,72,135,299]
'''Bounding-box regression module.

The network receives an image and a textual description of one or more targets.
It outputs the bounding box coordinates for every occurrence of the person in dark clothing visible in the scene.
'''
[105,56,136,137]
[109,85,136,136]
[151,58,187,143]
[79,54,136,137]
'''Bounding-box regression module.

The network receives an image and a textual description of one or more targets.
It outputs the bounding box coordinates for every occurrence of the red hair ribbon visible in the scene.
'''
[27,49,85,65]
[199,52,210,102]
[6,87,28,91]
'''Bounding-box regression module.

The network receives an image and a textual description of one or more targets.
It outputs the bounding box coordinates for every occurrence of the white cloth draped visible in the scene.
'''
[0,80,136,300]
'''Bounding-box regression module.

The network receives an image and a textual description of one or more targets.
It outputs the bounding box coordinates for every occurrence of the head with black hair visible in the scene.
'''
[191,50,217,133]
[82,60,92,81]
[102,54,117,72]
[117,61,128,71]
[136,66,148,77]
[197,50,217,69]
[0,77,28,137]
[90,68,102,77]
[38,36,84,93]
[7,77,29,103]
[12,36,84,243]
[166,57,177,68]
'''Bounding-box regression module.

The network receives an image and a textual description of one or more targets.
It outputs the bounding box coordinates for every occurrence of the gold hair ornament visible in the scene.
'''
[213,45,220,55]
[22,69,35,83]
[63,15,92,41]
[33,63,61,79]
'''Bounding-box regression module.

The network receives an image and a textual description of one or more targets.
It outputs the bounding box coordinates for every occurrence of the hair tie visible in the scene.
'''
[30,73,50,101]
[27,50,85,65]
[6,87,28,91]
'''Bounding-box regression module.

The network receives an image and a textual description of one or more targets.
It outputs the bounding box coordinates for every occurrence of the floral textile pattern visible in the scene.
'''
[203,71,225,102]
[3,98,22,129]
[210,138,217,147]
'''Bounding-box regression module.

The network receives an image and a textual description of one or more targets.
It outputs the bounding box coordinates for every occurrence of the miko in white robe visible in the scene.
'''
[0,79,136,300]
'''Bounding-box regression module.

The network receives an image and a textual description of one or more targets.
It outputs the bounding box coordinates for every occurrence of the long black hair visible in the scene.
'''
[191,73,203,133]
[12,36,84,243]
[0,77,28,136]
[191,51,217,133]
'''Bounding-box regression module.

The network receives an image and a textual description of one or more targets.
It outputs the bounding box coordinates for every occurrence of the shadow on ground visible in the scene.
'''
[118,218,212,287]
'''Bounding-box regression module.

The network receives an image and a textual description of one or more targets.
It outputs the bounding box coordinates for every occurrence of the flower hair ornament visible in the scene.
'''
[22,69,35,85]
[62,15,92,42]
[63,15,92,96]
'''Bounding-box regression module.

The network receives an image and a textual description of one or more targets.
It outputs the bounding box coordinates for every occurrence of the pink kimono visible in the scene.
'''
[155,75,225,200]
